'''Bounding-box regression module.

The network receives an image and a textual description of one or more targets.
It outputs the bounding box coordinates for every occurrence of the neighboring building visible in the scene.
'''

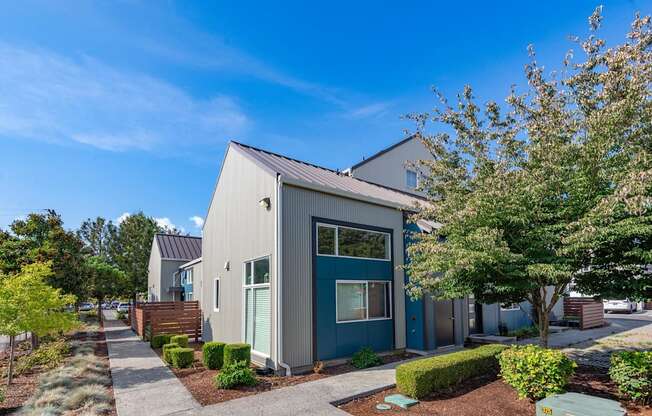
[147,234,202,301]
[179,257,202,302]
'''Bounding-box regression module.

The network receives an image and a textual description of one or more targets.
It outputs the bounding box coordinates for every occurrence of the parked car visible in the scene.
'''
[78,302,94,312]
[110,301,120,309]
[603,299,637,313]
[116,303,130,313]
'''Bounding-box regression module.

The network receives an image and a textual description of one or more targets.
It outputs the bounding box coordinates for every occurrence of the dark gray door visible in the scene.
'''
[434,299,455,347]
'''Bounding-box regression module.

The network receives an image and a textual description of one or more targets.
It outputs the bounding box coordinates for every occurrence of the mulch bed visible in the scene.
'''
[340,366,652,416]
[0,317,117,415]
[156,343,418,406]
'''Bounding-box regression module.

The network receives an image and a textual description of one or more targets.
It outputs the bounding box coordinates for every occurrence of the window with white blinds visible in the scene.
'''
[243,257,271,356]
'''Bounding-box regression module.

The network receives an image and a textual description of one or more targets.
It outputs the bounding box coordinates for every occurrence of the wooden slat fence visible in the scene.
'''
[564,297,604,330]
[130,301,201,342]
[645,301,652,310]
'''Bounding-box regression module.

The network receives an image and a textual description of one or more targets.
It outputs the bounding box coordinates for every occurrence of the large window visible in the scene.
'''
[243,257,271,356]
[336,281,391,323]
[317,223,391,261]
[406,169,418,189]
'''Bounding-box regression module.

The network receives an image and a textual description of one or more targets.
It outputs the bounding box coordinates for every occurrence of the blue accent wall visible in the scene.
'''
[315,256,394,360]
[403,221,425,350]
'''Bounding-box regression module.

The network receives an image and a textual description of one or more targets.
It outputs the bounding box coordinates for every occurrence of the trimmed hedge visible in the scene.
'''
[169,347,194,369]
[151,334,172,349]
[396,344,508,399]
[203,342,226,370]
[224,343,251,367]
[162,343,180,363]
[170,335,189,348]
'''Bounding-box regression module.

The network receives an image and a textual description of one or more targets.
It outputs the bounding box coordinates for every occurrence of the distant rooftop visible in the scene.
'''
[349,134,419,171]
[231,141,425,211]
[155,233,202,261]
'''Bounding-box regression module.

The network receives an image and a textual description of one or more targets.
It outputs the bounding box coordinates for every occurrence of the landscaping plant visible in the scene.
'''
[214,360,257,389]
[203,341,226,370]
[351,347,382,369]
[169,347,194,369]
[223,343,251,367]
[15,339,70,375]
[150,334,172,349]
[499,345,576,400]
[609,351,652,404]
[170,334,189,348]
[162,343,181,363]
[396,344,507,399]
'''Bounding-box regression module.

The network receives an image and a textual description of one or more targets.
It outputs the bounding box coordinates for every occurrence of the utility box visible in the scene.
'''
[536,393,626,416]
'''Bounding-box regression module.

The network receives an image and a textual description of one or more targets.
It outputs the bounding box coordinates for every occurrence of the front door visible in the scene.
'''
[434,299,455,347]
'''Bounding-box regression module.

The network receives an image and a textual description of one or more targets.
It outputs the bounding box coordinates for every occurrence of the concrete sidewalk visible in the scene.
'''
[103,311,200,416]
[175,360,405,416]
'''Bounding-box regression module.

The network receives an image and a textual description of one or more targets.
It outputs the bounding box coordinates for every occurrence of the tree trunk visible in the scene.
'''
[536,302,550,348]
[97,301,103,326]
[31,333,39,351]
[6,335,15,386]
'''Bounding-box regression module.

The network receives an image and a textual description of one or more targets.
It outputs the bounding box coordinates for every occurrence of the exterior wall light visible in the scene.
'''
[259,197,271,210]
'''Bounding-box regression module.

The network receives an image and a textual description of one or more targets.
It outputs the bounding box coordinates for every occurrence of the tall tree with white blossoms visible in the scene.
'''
[405,8,652,347]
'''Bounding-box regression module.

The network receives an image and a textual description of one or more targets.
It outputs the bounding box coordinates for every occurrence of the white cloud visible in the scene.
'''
[189,215,204,229]
[155,217,184,233]
[116,212,130,224]
[0,43,249,153]
[345,102,392,119]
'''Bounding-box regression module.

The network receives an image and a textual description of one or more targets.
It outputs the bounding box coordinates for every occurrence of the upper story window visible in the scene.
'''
[245,257,270,285]
[317,223,391,261]
[185,269,193,285]
[406,169,418,189]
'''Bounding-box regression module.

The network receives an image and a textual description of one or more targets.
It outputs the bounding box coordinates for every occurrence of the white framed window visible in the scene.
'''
[336,280,392,323]
[243,256,271,356]
[186,291,193,301]
[500,302,520,311]
[316,223,391,261]
[186,269,193,285]
[213,278,220,312]
[406,169,418,189]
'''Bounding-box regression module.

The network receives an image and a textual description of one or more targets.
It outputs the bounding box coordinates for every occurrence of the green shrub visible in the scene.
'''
[214,360,257,389]
[396,344,508,399]
[499,345,576,400]
[169,348,194,369]
[16,339,70,375]
[170,334,189,348]
[162,343,181,363]
[203,342,226,370]
[507,326,539,340]
[609,351,652,404]
[0,388,4,403]
[150,334,172,349]
[351,347,382,369]
[116,311,127,320]
[224,343,251,367]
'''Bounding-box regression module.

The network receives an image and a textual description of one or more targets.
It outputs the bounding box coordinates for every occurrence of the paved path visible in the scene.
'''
[103,311,200,416]
[175,359,410,416]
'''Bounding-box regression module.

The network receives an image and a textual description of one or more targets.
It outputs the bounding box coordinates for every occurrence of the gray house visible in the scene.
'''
[147,233,202,302]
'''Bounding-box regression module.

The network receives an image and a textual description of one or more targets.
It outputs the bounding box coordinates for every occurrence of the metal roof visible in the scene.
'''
[155,233,202,261]
[231,141,425,211]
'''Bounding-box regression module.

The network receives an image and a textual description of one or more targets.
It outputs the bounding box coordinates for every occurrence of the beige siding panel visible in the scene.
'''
[201,148,277,367]
[282,185,407,369]
[351,136,433,196]
[147,239,161,301]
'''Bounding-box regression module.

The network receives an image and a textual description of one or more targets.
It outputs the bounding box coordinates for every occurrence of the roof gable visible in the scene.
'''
[349,134,419,171]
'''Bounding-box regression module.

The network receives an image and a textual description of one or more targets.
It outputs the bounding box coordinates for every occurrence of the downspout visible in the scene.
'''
[275,174,292,376]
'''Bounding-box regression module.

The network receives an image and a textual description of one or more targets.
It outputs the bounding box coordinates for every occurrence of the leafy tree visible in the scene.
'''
[77,217,118,260]
[404,8,652,347]
[0,262,78,384]
[110,212,161,301]
[83,256,127,321]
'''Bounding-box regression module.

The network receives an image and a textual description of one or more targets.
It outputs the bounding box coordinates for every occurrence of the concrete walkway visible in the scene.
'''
[175,359,407,416]
[103,311,200,416]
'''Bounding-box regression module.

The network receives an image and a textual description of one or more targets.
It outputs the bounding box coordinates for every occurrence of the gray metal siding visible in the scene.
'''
[201,147,277,367]
[160,260,187,301]
[147,239,162,301]
[281,185,407,369]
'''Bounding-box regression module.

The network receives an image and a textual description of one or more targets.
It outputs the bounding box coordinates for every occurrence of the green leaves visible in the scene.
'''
[609,351,652,404]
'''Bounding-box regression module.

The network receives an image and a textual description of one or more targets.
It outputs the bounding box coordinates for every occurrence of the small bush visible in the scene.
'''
[397,344,508,399]
[163,343,181,363]
[16,339,70,375]
[214,360,257,389]
[116,311,127,320]
[224,343,251,367]
[351,347,382,369]
[170,334,189,348]
[609,351,652,404]
[63,384,111,410]
[507,326,539,340]
[203,342,226,370]
[169,347,194,368]
[150,334,172,349]
[0,388,4,404]
[499,345,576,400]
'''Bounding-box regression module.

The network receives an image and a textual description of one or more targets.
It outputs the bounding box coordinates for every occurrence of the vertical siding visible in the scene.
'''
[147,240,162,301]
[201,148,277,366]
[282,185,406,369]
[160,260,187,301]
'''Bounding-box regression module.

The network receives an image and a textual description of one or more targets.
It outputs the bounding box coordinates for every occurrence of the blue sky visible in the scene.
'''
[0,1,648,234]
